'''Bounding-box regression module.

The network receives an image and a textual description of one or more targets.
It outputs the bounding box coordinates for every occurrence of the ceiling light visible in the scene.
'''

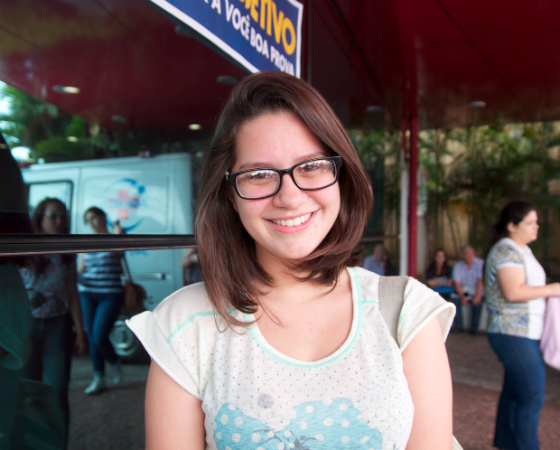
[189,124,201,131]
[366,105,384,113]
[111,115,128,123]
[468,101,486,109]
[217,76,238,85]
[52,85,80,94]
[67,136,78,142]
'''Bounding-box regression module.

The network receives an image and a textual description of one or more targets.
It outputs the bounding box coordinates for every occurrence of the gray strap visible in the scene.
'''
[378,276,409,344]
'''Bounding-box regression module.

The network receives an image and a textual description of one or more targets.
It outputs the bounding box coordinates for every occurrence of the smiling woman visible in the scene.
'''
[127,72,456,450]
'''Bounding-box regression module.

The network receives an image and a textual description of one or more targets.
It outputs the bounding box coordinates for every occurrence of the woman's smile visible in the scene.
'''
[269,212,313,229]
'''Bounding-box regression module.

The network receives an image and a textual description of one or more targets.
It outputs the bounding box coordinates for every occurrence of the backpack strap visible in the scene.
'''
[377,276,409,344]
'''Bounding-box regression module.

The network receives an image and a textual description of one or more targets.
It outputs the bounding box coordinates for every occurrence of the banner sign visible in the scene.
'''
[149,0,303,77]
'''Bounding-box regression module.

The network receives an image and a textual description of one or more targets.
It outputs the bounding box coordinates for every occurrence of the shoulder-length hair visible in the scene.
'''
[195,71,373,326]
[428,248,450,277]
[30,198,74,272]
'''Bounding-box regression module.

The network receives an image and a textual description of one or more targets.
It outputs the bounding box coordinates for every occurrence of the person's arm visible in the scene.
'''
[403,316,453,450]
[472,278,483,305]
[453,281,468,305]
[78,254,85,273]
[64,266,87,355]
[497,266,560,302]
[145,360,206,450]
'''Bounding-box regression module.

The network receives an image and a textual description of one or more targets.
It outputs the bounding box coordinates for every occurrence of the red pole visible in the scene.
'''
[407,116,418,277]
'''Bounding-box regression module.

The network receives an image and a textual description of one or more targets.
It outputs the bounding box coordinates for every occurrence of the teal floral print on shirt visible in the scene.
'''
[214,398,383,450]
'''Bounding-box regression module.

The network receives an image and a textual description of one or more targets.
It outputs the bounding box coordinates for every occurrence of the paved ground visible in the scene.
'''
[67,332,560,449]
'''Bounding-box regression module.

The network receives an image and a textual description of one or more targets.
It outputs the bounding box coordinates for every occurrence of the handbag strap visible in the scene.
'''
[121,254,133,283]
[377,276,409,343]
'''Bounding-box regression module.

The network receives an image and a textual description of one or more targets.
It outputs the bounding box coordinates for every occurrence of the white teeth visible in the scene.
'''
[271,213,311,227]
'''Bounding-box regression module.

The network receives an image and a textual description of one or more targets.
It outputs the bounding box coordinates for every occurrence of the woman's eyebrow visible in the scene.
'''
[236,153,327,171]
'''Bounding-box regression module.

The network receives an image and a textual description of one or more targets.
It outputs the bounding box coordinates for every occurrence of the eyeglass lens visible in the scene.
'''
[236,159,337,199]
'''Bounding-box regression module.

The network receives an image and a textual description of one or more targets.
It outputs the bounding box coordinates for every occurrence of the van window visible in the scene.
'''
[28,181,73,214]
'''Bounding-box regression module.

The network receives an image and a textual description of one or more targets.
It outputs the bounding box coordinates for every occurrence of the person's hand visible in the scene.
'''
[112,220,125,235]
[74,330,87,356]
[460,295,468,305]
[472,295,482,306]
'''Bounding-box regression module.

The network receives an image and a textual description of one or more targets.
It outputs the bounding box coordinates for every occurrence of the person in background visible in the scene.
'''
[426,249,454,299]
[363,243,397,276]
[485,201,560,450]
[78,207,124,395]
[181,247,203,285]
[18,197,87,445]
[451,245,484,333]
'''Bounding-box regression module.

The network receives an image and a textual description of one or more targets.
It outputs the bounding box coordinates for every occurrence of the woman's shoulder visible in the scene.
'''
[488,238,524,263]
[151,282,214,323]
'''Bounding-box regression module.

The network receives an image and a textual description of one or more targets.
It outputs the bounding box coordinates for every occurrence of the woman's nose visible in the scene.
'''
[272,173,306,208]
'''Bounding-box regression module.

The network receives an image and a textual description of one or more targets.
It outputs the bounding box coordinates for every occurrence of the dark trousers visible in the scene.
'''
[451,297,483,331]
[79,291,122,375]
[488,333,545,450]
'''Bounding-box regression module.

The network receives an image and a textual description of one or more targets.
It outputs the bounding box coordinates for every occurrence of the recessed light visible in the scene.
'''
[468,101,486,109]
[67,136,78,142]
[111,115,128,123]
[217,76,238,85]
[366,105,384,113]
[52,85,80,94]
[189,124,201,131]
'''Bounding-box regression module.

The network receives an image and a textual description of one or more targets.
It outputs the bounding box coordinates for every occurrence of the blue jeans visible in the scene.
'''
[487,333,545,450]
[79,291,122,375]
[451,297,483,331]
[19,314,73,443]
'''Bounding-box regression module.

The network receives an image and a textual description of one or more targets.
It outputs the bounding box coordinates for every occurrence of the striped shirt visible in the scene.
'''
[79,252,123,294]
[484,238,546,339]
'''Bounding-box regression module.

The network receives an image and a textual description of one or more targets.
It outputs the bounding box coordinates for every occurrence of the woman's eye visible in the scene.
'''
[247,171,275,181]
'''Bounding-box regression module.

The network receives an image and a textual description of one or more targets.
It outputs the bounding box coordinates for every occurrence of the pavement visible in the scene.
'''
[66,332,560,450]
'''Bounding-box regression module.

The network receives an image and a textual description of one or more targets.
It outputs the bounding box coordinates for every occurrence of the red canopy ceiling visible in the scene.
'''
[1,0,560,134]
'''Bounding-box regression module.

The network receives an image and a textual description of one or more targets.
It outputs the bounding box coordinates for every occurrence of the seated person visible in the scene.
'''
[426,249,454,299]
[363,244,397,276]
[451,245,484,334]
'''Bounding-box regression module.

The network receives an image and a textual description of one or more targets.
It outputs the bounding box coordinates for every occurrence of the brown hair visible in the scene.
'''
[30,197,75,273]
[195,71,373,326]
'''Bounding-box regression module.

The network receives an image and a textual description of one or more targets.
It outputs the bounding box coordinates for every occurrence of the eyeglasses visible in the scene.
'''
[225,156,343,200]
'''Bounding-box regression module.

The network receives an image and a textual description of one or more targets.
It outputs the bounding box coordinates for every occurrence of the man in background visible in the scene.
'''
[363,244,397,276]
[451,245,484,334]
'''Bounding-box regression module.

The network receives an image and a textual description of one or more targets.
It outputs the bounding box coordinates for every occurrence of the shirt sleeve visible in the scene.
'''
[494,241,524,270]
[451,263,460,282]
[397,278,455,353]
[126,284,213,399]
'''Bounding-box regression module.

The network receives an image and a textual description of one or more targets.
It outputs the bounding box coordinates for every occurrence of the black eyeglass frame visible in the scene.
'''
[225,156,344,200]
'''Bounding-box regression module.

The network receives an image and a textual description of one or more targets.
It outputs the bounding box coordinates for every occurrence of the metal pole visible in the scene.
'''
[399,118,409,276]
[407,116,418,277]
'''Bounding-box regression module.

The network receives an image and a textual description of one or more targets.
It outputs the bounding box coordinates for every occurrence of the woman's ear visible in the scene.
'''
[507,222,516,234]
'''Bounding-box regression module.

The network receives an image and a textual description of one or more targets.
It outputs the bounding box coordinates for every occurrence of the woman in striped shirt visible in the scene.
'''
[78,207,124,395]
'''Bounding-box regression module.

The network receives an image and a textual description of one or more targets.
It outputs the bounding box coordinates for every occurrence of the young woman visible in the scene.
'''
[485,201,560,450]
[426,249,454,299]
[18,197,86,442]
[128,72,456,450]
[78,207,124,394]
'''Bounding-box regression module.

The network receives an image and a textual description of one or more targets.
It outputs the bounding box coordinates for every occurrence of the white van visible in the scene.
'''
[22,153,195,359]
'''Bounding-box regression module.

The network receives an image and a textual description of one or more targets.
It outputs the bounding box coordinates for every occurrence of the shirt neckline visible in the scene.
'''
[243,267,364,369]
